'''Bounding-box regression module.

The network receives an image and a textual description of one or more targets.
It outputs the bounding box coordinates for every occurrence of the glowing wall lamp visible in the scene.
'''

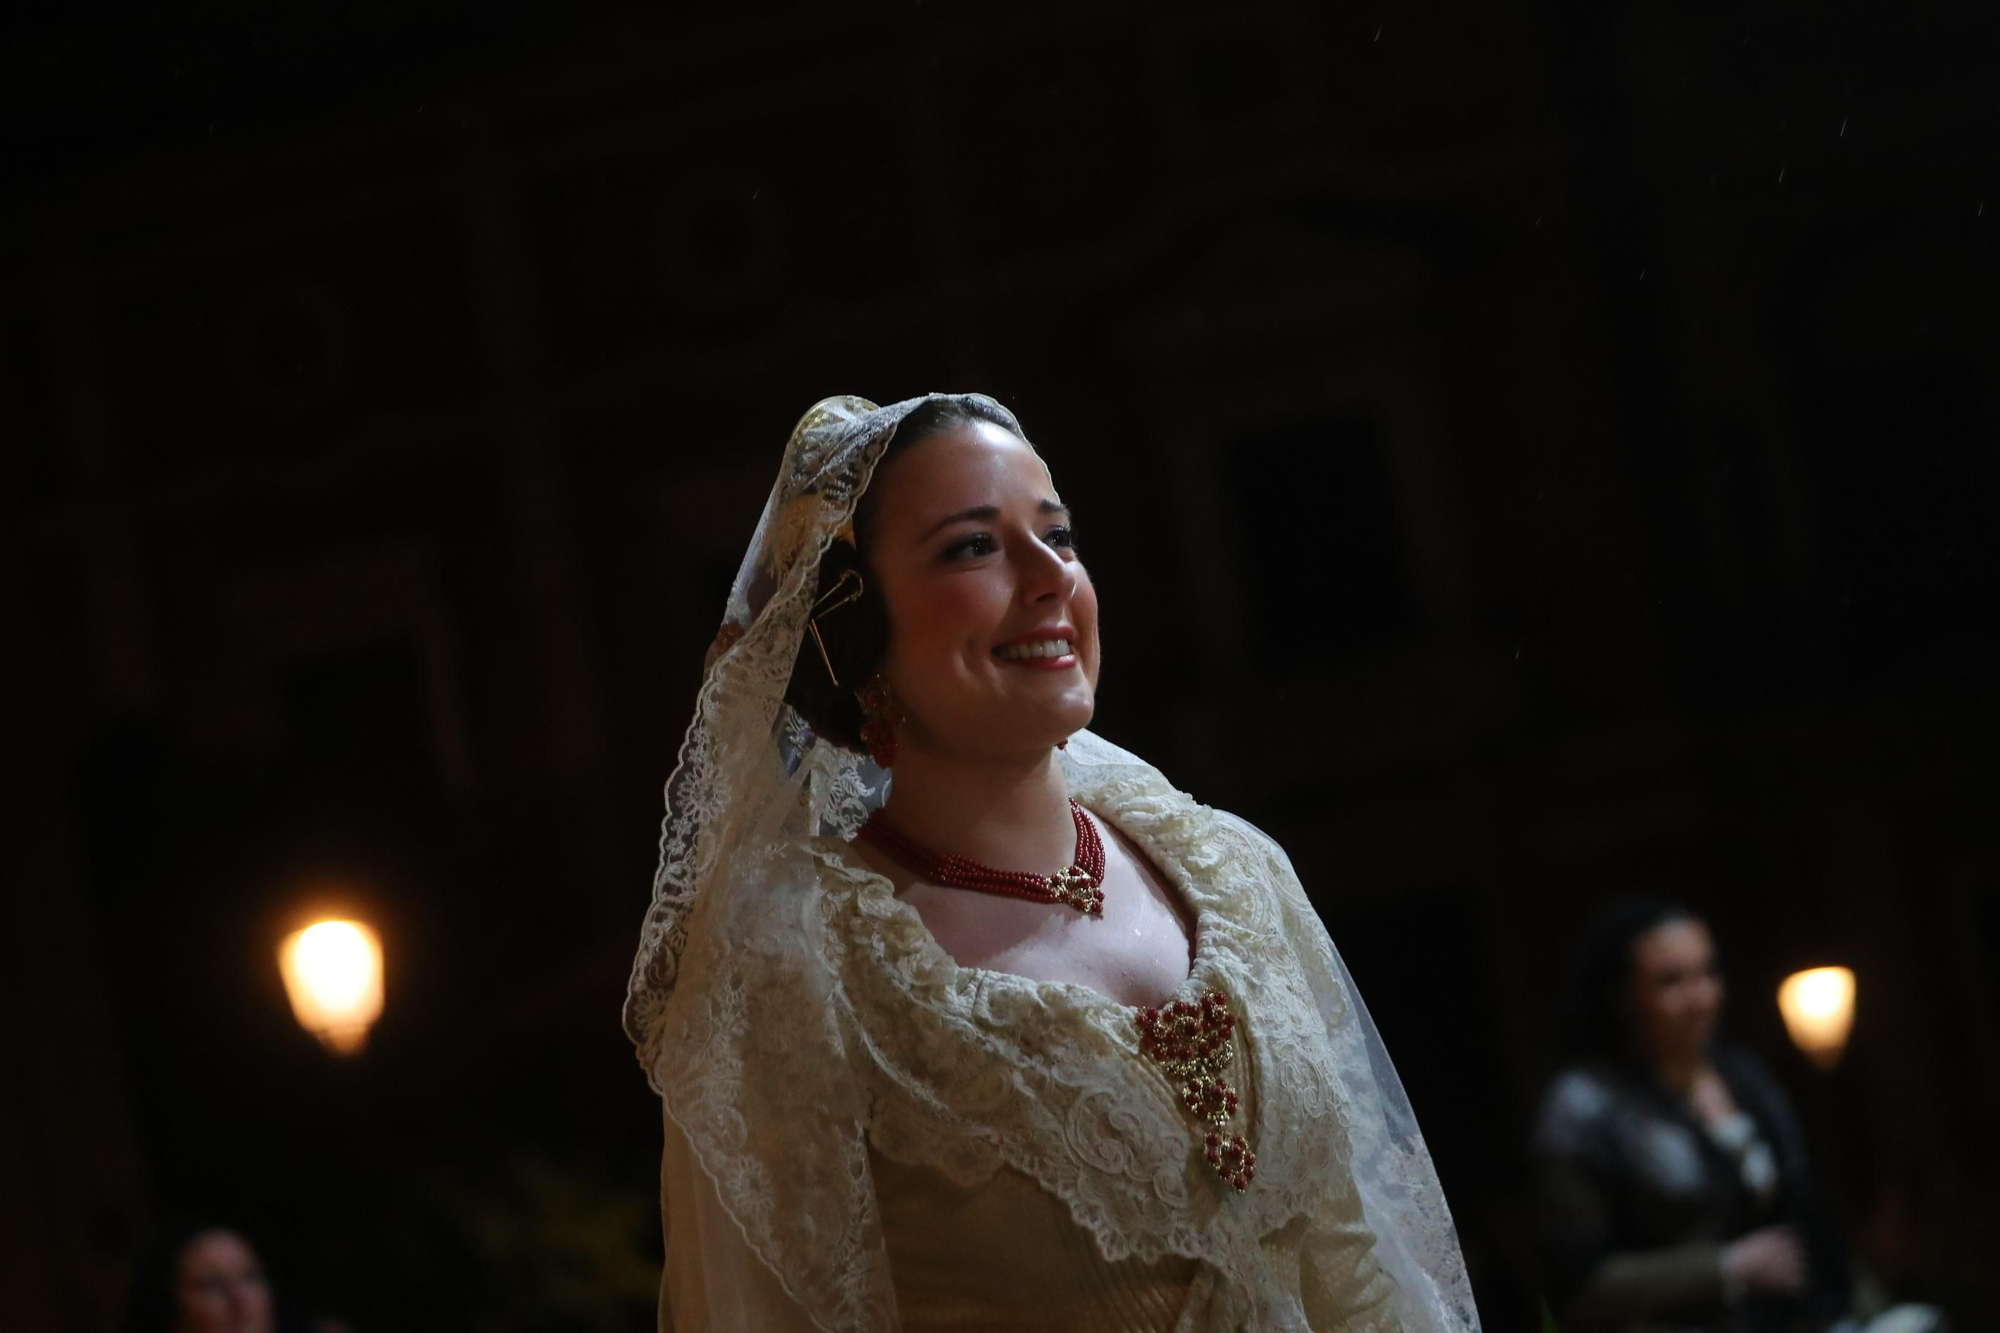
[1777,966,1855,1070]
[278,920,384,1055]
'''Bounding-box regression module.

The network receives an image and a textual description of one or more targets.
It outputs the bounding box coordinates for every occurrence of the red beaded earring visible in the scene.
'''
[856,675,900,769]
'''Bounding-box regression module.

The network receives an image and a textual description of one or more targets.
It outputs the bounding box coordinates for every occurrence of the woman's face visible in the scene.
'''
[1626,917,1724,1065]
[174,1230,274,1333]
[865,418,1099,762]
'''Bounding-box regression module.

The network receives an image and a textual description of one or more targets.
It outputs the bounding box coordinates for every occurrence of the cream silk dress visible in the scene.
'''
[657,766,1415,1332]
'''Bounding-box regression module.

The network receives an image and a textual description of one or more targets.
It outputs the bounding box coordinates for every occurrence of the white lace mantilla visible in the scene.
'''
[646,733,1479,1333]
[623,395,1474,1333]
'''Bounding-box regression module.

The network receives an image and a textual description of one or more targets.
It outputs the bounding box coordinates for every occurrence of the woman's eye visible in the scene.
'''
[1045,526,1077,550]
[944,533,997,559]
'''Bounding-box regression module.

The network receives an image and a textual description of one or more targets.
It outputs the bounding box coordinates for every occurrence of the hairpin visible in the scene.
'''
[807,568,865,686]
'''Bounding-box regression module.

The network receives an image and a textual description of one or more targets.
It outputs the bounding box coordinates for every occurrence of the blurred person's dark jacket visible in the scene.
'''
[1531,1041,1852,1333]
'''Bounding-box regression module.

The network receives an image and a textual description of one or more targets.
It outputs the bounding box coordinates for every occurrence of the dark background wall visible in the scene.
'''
[7,2,1998,1329]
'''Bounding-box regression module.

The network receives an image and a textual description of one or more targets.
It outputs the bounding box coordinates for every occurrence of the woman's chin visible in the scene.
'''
[1004,708,1094,757]
[1050,695,1095,738]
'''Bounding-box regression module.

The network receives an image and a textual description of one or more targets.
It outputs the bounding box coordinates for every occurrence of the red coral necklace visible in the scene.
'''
[856,799,1107,916]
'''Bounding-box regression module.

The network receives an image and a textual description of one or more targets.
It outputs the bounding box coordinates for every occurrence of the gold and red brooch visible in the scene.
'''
[1136,990,1257,1191]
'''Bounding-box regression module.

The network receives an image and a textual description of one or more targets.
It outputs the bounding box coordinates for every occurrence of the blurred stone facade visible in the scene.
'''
[8,3,1997,1327]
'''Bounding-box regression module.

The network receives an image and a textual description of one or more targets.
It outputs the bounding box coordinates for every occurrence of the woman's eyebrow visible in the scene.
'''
[921,505,998,539]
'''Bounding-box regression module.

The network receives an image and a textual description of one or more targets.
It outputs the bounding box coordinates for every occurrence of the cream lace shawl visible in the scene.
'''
[645,736,1479,1333]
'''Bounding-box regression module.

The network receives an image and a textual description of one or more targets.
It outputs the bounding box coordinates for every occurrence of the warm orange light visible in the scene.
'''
[278,920,384,1055]
[1777,966,1855,1070]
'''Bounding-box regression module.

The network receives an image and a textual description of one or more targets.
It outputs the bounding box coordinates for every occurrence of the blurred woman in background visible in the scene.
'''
[124,1220,276,1333]
[124,1218,358,1333]
[1530,899,1852,1333]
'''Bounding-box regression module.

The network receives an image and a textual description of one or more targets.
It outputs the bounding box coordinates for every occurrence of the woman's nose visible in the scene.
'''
[1017,536,1076,601]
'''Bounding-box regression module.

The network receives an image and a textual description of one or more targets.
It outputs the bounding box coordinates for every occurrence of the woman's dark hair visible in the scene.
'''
[1558,897,1705,1066]
[783,397,1022,750]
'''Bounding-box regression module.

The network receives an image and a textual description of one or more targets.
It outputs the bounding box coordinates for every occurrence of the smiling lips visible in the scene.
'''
[993,633,1077,668]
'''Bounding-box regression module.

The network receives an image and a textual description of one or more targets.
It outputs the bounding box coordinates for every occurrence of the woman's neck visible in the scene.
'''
[1651,1049,1705,1095]
[878,742,1076,870]
[1655,1058,1696,1092]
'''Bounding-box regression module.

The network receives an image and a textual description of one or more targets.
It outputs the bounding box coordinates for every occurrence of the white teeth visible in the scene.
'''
[996,638,1073,661]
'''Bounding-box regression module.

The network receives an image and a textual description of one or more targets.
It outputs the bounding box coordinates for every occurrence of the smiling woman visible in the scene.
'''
[779,396,1092,757]
[625,394,1480,1333]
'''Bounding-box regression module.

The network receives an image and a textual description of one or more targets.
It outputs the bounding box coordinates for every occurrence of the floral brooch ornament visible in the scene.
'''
[1136,990,1256,1191]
